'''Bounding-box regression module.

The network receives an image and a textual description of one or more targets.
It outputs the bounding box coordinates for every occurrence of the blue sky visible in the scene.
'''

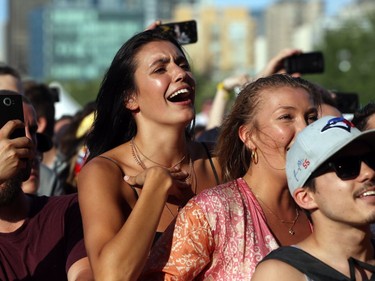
[0,0,354,21]
[0,0,6,21]
[214,0,354,15]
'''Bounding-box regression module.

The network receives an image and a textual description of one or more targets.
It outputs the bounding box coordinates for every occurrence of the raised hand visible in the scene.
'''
[256,48,302,78]
[124,165,194,205]
[0,120,33,184]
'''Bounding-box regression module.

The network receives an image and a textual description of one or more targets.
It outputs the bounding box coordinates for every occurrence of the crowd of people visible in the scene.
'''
[0,20,374,281]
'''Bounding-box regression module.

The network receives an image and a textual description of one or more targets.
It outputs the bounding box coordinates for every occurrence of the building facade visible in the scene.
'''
[172,4,256,78]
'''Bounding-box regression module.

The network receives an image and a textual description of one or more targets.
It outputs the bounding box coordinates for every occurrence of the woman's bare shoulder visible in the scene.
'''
[78,148,131,196]
[77,152,137,215]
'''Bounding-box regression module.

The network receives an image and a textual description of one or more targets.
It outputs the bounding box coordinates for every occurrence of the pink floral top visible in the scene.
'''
[140,178,280,281]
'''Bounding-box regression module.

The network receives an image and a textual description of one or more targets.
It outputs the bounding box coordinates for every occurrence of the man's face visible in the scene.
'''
[21,103,40,194]
[312,142,375,226]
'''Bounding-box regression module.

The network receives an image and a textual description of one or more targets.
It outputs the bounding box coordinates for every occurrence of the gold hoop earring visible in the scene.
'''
[251,148,258,164]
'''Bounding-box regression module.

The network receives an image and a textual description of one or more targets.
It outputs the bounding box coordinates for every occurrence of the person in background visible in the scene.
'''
[313,84,342,118]
[20,95,53,194]
[24,82,65,195]
[53,101,96,194]
[24,82,56,167]
[352,101,375,130]
[0,90,93,280]
[194,98,213,140]
[203,73,250,131]
[252,116,375,281]
[195,98,213,128]
[52,114,74,183]
[141,74,320,280]
[73,111,94,174]
[197,48,302,143]
[77,29,221,281]
[55,114,74,138]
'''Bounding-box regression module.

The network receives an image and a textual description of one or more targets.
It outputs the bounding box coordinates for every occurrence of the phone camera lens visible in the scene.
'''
[3,97,12,107]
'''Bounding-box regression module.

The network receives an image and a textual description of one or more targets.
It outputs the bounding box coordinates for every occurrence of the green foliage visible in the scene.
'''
[59,79,102,106]
[193,71,217,112]
[310,11,375,106]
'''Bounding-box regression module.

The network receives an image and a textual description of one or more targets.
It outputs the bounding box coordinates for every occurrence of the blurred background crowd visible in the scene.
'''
[0,0,374,113]
[0,0,375,195]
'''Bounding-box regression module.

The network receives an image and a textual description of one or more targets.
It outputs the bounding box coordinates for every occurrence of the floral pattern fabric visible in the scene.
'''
[141,178,279,280]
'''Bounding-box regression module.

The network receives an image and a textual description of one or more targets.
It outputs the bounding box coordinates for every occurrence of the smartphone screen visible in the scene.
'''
[0,92,25,138]
[158,20,198,45]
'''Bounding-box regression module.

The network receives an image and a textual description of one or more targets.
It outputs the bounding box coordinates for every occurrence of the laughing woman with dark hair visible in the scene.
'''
[77,29,221,281]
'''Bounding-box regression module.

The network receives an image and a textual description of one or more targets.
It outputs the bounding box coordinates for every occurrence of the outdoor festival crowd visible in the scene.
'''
[0,20,375,281]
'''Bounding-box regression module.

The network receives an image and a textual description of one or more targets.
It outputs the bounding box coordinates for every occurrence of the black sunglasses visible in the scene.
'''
[311,152,375,180]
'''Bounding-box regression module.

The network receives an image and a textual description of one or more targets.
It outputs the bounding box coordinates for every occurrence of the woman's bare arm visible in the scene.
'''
[78,159,188,281]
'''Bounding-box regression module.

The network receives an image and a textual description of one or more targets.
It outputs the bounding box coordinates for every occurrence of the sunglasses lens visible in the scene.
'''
[312,152,375,181]
[332,157,361,180]
[363,152,375,170]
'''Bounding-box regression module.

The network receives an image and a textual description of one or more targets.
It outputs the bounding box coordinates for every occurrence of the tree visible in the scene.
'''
[309,11,375,107]
[59,79,102,106]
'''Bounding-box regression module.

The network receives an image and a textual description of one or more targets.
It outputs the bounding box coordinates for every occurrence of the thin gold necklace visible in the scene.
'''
[131,138,186,170]
[255,195,300,236]
[130,138,196,218]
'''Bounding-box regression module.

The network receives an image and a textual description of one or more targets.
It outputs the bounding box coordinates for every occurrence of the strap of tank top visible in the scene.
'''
[348,257,375,281]
[201,142,220,185]
[97,155,139,200]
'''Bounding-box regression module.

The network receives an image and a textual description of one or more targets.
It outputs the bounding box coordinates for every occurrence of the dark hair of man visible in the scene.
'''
[352,101,375,131]
[86,29,191,162]
[0,63,21,79]
[297,176,316,223]
[304,176,316,192]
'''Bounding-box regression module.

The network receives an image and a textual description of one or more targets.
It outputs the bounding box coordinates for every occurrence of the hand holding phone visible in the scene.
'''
[0,91,32,181]
[157,20,198,45]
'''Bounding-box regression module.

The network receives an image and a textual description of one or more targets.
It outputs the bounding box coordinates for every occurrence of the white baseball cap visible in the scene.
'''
[286,115,375,195]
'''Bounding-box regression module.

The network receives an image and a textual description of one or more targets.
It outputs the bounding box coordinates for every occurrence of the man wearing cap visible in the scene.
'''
[0,90,93,279]
[252,116,375,281]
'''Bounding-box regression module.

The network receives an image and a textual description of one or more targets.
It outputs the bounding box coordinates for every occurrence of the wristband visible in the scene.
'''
[217,82,226,91]
[217,82,230,100]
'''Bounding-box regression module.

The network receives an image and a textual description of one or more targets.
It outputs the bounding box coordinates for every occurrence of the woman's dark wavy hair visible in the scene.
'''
[86,29,192,161]
[215,74,321,183]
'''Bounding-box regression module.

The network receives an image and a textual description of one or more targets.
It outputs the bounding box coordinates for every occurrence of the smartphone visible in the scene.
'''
[158,20,198,45]
[0,91,25,138]
[284,51,324,74]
